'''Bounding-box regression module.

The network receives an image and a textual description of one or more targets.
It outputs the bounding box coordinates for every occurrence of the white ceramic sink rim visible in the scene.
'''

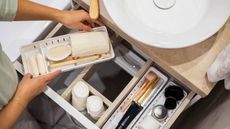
[103,0,230,48]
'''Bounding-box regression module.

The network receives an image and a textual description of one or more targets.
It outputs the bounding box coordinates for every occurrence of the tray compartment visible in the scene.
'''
[102,67,169,129]
[20,26,115,75]
[61,58,152,128]
[131,81,189,129]
[83,60,133,102]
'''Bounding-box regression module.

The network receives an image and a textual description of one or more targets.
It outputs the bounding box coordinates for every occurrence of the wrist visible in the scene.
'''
[13,89,31,108]
[55,10,68,24]
[11,95,28,109]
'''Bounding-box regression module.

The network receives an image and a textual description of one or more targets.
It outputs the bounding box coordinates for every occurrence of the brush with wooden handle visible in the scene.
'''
[137,77,159,105]
[49,55,100,68]
[89,0,99,20]
[120,72,158,112]
[116,73,159,129]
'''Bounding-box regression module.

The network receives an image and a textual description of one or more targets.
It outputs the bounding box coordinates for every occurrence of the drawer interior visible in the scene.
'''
[102,67,194,129]
[48,68,84,94]
[60,40,152,128]
[83,60,133,102]
[46,25,194,129]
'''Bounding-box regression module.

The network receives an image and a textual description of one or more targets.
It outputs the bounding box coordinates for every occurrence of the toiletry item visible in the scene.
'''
[27,57,33,75]
[86,95,105,120]
[70,31,110,58]
[164,97,177,110]
[164,85,184,101]
[49,55,101,68]
[36,53,46,75]
[152,105,168,120]
[120,72,158,112]
[27,55,39,77]
[89,0,99,20]
[137,77,159,105]
[164,85,184,110]
[138,115,161,129]
[116,72,159,129]
[72,81,90,111]
[116,101,143,129]
[46,44,71,61]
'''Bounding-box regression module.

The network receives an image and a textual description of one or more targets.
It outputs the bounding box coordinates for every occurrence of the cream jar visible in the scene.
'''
[86,95,105,120]
[72,81,90,111]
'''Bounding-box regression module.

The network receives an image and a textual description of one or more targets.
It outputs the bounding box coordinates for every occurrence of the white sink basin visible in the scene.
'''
[103,0,230,48]
[0,0,70,61]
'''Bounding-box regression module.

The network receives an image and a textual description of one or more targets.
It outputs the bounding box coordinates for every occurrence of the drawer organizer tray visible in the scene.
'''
[131,81,188,129]
[61,59,152,128]
[20,26,114,75]
[103,67,169,129]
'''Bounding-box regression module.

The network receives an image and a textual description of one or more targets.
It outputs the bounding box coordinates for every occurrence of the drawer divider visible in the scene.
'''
[44,86,99,129]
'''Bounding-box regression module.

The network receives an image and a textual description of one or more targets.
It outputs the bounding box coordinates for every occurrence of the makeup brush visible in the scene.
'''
[137,77,159,104]
[120,71,158,112]
[116,72,159,129]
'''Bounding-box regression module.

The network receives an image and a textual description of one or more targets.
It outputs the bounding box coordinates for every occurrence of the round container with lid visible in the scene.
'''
[72,81,90,111]
[86,95,105,120]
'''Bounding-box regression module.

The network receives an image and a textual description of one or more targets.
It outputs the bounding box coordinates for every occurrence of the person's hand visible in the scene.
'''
[59,10,96,31]
[14,71,61,106]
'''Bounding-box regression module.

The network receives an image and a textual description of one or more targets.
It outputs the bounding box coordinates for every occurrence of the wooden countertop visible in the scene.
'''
[76,0,230,97]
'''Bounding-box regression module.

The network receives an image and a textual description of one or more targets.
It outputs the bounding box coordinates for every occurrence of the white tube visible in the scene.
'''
[36,53,46,75]
[28,55,39,77]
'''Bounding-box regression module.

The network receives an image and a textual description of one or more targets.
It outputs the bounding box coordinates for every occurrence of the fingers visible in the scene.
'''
[23,73,33,79]
[94,20,104,26]
[81,13,103,27]
[79,10,97,30]
[44,70,62,81]
[80,10,91,21]
[78,23,92,31]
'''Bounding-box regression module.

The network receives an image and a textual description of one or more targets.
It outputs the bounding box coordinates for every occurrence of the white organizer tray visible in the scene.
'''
[131,81,188,129]
[103,67,168,129]
[20,26,115,75]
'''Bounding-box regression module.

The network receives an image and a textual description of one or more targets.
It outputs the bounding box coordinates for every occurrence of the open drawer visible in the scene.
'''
[39,24,195,129]
[43,28,152,128]
[100,64,195,129]
[59,59,152,128]
[45,64,194,129]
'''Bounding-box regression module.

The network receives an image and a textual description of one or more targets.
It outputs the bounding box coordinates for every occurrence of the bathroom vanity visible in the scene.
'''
[57,0,230,128]
[74,0,230,97]
[13,0,230,129]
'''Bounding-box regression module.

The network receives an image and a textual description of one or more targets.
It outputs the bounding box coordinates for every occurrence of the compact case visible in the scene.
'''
[20,26,115,75]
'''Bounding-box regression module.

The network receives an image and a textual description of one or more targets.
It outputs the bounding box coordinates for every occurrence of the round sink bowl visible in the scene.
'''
[103,0,230,48]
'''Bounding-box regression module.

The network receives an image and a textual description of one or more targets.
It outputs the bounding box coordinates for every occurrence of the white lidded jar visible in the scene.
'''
[72,81,89,111]
[86,95,105,120]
